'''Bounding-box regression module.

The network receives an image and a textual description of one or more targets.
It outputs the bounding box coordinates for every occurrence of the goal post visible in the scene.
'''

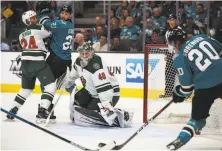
[143,44,176,123]
[143,46,149,123]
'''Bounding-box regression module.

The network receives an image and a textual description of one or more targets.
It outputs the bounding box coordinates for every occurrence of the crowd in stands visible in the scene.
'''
[1,1,222,52]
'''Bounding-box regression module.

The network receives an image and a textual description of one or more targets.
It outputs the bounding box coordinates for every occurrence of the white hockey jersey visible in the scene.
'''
[70,54,120,103]
[19,24,51,61]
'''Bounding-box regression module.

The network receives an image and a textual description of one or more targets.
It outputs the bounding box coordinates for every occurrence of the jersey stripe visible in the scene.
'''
[21,56,45,61]
[95,82,110,89]
[22,52,46,57]
[39,16,50,25]
[96,85,113,93]
[23,50,47,54]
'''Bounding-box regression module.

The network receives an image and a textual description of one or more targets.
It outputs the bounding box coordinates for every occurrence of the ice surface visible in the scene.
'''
[1,93,221,150]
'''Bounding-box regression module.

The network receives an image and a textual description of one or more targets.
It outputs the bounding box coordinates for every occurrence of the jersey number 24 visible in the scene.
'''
[20,36,38,49]
[188,41,220,71]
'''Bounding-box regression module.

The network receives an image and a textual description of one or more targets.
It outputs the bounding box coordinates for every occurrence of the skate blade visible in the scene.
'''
[36,118,46,124]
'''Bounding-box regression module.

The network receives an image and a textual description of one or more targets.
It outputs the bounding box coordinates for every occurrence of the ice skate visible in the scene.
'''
[6,107,19,120]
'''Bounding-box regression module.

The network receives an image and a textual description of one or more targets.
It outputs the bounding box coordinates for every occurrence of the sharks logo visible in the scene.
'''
[9,55,22,78]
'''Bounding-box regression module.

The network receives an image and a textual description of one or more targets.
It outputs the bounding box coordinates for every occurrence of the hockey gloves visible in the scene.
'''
[173,85,186,103]
[98,101,117,126]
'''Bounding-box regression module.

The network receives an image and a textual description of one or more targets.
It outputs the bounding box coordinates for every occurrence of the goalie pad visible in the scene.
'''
[70,105,133,128]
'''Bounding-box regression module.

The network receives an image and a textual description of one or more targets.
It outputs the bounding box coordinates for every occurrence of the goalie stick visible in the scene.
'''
[1,107,104,151]
[98,99,174,150]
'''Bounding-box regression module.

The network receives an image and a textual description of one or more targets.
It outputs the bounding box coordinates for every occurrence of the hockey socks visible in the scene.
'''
[167,118,206,150]
[178,118,206,144]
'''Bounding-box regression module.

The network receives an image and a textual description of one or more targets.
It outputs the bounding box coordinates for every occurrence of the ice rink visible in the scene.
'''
[1,93,221,150]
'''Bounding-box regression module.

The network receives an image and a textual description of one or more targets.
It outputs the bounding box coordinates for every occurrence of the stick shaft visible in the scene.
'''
[1,108,94,151]
[113,100,174,150]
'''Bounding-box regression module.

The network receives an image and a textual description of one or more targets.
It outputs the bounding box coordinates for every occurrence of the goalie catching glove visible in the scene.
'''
[173,85,194,103]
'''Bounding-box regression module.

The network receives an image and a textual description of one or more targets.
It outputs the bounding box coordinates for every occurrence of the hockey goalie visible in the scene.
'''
[63,42,133,128]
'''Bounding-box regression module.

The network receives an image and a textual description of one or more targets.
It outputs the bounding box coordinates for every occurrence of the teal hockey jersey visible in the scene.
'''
[39,15,74,60]
[173,34,222,90]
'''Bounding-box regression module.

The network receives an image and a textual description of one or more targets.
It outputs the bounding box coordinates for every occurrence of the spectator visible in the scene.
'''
[120,16,140,41]
[146,32,165,44]
[152,7,167,36]
[110,36,122,51]
[122,9,130,20]
[116,1,128,19]
[93,33,108,52]
[161,1,176,17]
[92,16,106,36]
[92,25,104,44]
[195,4,207,26]
[181,14,204,38]
[136,9,152,28]
[145,19,159,43]
[128,1,138,18]
[74,33,85,50]
[50,1,59,18]
[1,38,10,51]
[110,18,121,39]
[106,8,116,25]
[178,4,187,24]
[119,18,126,28]
[183,1,196,19]
[81,28,92,42]
[211,11,222,42]
[149,1,158,13]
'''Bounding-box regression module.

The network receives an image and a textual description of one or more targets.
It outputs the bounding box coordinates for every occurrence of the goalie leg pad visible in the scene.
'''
[115,108,134,128]
[71,106,110,127]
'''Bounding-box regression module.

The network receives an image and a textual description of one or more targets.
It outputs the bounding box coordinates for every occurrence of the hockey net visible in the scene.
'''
[144,44,222,137]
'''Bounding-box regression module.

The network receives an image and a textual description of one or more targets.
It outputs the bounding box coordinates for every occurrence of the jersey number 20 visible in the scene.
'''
[188,41,220,71]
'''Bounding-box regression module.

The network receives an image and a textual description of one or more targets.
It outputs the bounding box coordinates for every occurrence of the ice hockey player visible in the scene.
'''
[160,14,182,98]
[166,28,222,150]
[6,10,57,123]
[37,4,75,120]
[63,42,133,127]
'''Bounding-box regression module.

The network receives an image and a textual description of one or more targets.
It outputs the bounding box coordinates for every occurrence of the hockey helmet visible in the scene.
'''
[168,28,187,46]
[60,5,73,14]
[168,14,177,20]
[22,10,37,25]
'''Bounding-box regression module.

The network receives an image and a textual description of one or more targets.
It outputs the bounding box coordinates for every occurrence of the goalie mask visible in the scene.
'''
[77,42,94,67]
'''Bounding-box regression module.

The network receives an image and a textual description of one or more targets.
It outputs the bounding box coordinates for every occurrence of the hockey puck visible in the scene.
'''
[98,141,116,149]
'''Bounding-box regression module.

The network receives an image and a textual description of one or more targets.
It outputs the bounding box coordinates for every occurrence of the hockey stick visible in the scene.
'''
[99,99,174,150]
[1,107,101,151]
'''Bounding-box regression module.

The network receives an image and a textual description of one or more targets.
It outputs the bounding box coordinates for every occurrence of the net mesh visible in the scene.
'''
[145,44,222,137]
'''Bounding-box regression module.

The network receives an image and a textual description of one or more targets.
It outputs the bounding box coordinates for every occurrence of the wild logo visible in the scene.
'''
[9,55,22,78]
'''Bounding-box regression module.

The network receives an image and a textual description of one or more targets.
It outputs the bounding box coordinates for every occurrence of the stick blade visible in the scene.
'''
[98,141,116,150]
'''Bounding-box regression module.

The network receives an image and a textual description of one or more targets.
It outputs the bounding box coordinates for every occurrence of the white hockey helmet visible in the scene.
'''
[22,10,37,25]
